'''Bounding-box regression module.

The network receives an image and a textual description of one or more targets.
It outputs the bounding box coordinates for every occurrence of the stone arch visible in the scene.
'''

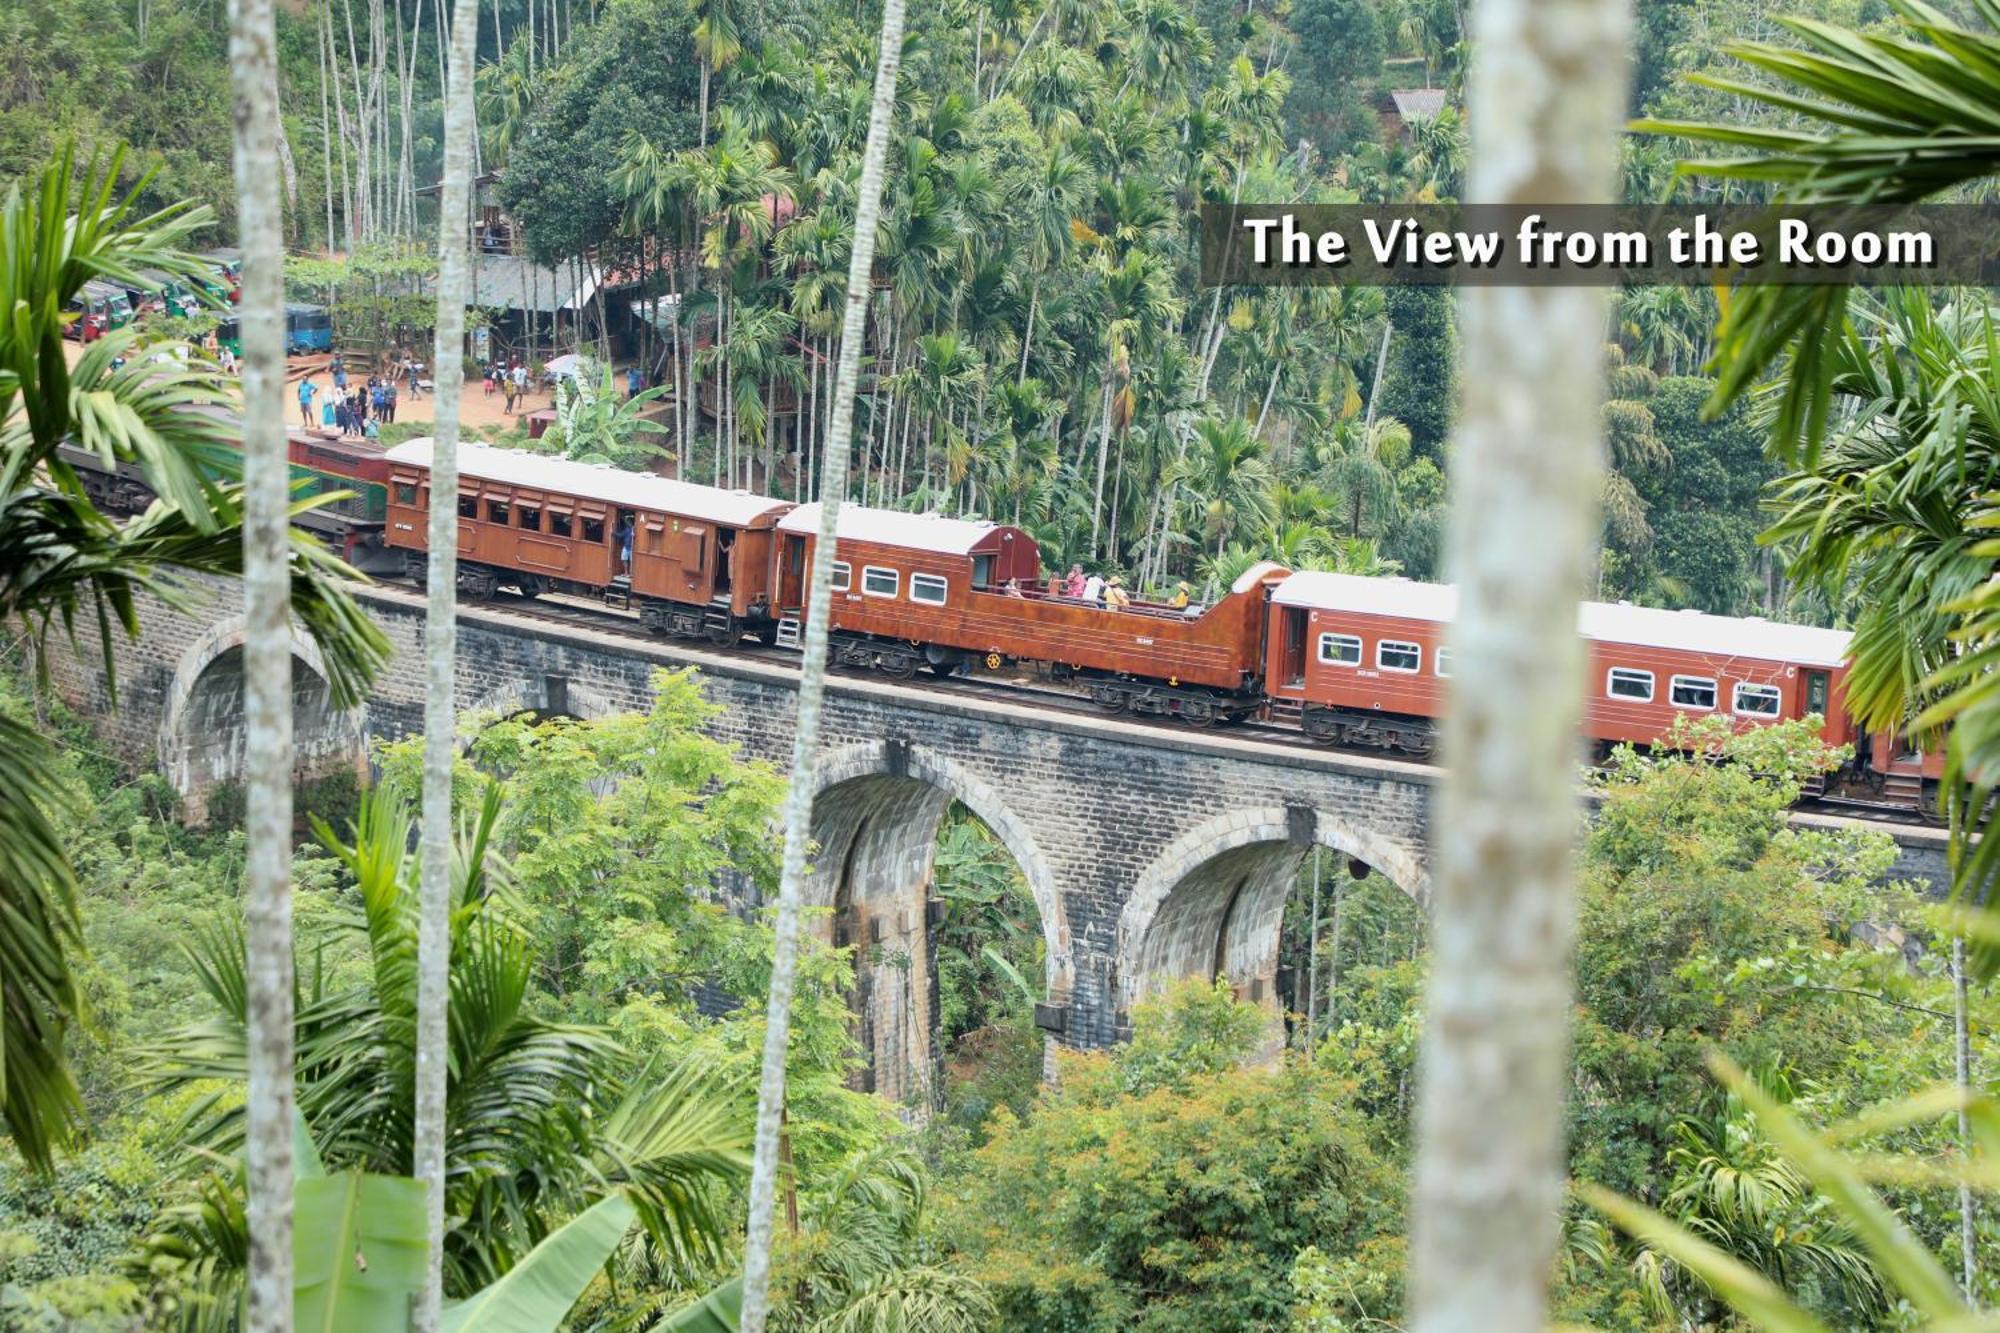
[806,739,1071,1110]
[460,674,618,739]
[159,615,367,823]
[1114,805,1428,1018]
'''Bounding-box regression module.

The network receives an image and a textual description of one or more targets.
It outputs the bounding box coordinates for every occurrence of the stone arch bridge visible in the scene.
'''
[43,576,1948,1107]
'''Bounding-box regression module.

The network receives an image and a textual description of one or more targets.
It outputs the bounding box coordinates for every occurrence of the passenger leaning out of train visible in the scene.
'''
[1063,565,1086,599]
[1104,576,1131,611]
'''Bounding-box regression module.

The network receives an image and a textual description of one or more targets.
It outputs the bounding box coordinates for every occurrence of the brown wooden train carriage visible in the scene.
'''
[774,503,1289,721]
[1266,571,1857,759]
[384,440,794,636]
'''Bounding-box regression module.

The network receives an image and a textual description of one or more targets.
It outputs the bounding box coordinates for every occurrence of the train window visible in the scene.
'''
[1733,682,1782,718]
[517,503,541,532]
[393,481,418,505]
[1607,668,1654,701]
[863,566,899,598]
[1435,648,1451,678]
[911,573,949,605]
[1670,675,1717,710]
[582,517,606,544]
[458,494,477,519]
[1317,633,1362,666]
[831,561,852,591]
[486,498,510,525]
[1378,640,1421,672]
[549,512,573,538]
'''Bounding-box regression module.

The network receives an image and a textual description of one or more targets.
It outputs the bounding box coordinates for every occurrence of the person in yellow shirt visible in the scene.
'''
[1167,581,1191,610]
[1104,575,1132,611]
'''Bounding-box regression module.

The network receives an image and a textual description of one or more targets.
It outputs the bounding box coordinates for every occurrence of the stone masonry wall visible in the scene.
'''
[40,573,1952,1097]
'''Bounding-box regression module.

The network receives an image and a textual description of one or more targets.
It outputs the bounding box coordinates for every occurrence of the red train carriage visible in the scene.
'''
[384,440,794,637]
[772,503,1289,723]
[1265,571,1857,760]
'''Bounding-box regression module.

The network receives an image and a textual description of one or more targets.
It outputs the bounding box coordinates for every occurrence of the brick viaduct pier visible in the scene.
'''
[43,575,1951,1107]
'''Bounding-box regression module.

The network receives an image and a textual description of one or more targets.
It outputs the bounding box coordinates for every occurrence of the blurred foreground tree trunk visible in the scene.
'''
[737,1,907,1329]
[227,0,294,1326]
[415,0,481,1328]
[1407,0,1633,1327]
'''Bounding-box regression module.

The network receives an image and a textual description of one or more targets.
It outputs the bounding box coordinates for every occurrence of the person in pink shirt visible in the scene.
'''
[1063,565,1086,599]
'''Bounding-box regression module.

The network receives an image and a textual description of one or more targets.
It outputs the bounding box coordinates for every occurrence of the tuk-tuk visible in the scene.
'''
[285,304,334,354]
[131,269,205,318]
[65,282,132,340]
[64,294,107,342]
[89,280,135,330]
[203,249,243,303]
[215,317,242,359]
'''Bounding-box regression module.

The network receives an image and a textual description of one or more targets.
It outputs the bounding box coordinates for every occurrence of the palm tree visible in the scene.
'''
[739,1,908,1329]
[1405,0,1632,1326]
[1170,416,1276,558]
[1016,145,1083,385]
[1631,1097,1885,1323]
[223,0,297,1322]
[417,1,484,1326]
[692,0,748,148]
[1317,414,1412,539]
[0,149,387,1175]
[1633,4,2000,967]
[136,789,752,1324]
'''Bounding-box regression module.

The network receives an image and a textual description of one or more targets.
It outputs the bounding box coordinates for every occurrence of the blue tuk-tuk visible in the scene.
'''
[285,304,334,354]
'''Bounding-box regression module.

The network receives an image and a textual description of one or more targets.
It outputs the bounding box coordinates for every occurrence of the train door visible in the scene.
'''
[614,509,636,575]
[1802,669,1830,720]
[1279,607,1309,688]
[715,527,736,594]
[779,533,806,610]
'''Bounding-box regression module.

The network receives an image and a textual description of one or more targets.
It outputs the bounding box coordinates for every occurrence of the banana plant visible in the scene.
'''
[283,1108,707,1332]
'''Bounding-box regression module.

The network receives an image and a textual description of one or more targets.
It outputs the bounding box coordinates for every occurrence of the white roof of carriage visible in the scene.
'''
[777,503,1020,557]
[384,440,790,526]
[1274,571,1851,666]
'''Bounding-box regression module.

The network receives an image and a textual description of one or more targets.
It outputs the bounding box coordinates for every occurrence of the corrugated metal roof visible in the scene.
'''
[1389,88,1449,121]
[462,254,598,314]
[384,440,792,526]
[1274,571,1851,665]
[778,503,1013,557]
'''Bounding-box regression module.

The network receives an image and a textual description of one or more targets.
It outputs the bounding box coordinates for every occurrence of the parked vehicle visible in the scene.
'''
[285,303,334,354]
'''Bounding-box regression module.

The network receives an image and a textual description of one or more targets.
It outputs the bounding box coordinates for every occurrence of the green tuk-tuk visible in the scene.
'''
[215,317,242,359]
[82,280,135,330]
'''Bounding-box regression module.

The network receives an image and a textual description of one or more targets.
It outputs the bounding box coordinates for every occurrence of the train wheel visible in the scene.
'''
[880,653,919,679]
[1089,685,1128,713]
[1181,700,1218,728]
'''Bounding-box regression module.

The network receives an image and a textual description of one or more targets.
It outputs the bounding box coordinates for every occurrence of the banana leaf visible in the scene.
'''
[441,1193,636,1333]
[293,1171,429,1333]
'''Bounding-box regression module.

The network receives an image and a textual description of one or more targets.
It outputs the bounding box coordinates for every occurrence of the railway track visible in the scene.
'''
[423,581,1942,834]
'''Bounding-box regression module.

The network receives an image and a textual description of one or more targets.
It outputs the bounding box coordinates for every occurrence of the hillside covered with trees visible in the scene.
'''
[11,0,2000,1328]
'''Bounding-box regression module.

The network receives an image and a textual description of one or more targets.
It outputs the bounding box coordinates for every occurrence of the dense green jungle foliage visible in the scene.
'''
[1,668,1992,1329]
[2,0,1832,614]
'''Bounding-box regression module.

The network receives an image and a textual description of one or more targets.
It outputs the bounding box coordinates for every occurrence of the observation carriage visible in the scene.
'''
[771,504,1288,725]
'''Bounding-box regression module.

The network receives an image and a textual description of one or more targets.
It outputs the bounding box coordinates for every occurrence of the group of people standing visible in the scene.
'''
[296,354,399,438]
[1015,566,1196,613]
[483,360,533,413]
